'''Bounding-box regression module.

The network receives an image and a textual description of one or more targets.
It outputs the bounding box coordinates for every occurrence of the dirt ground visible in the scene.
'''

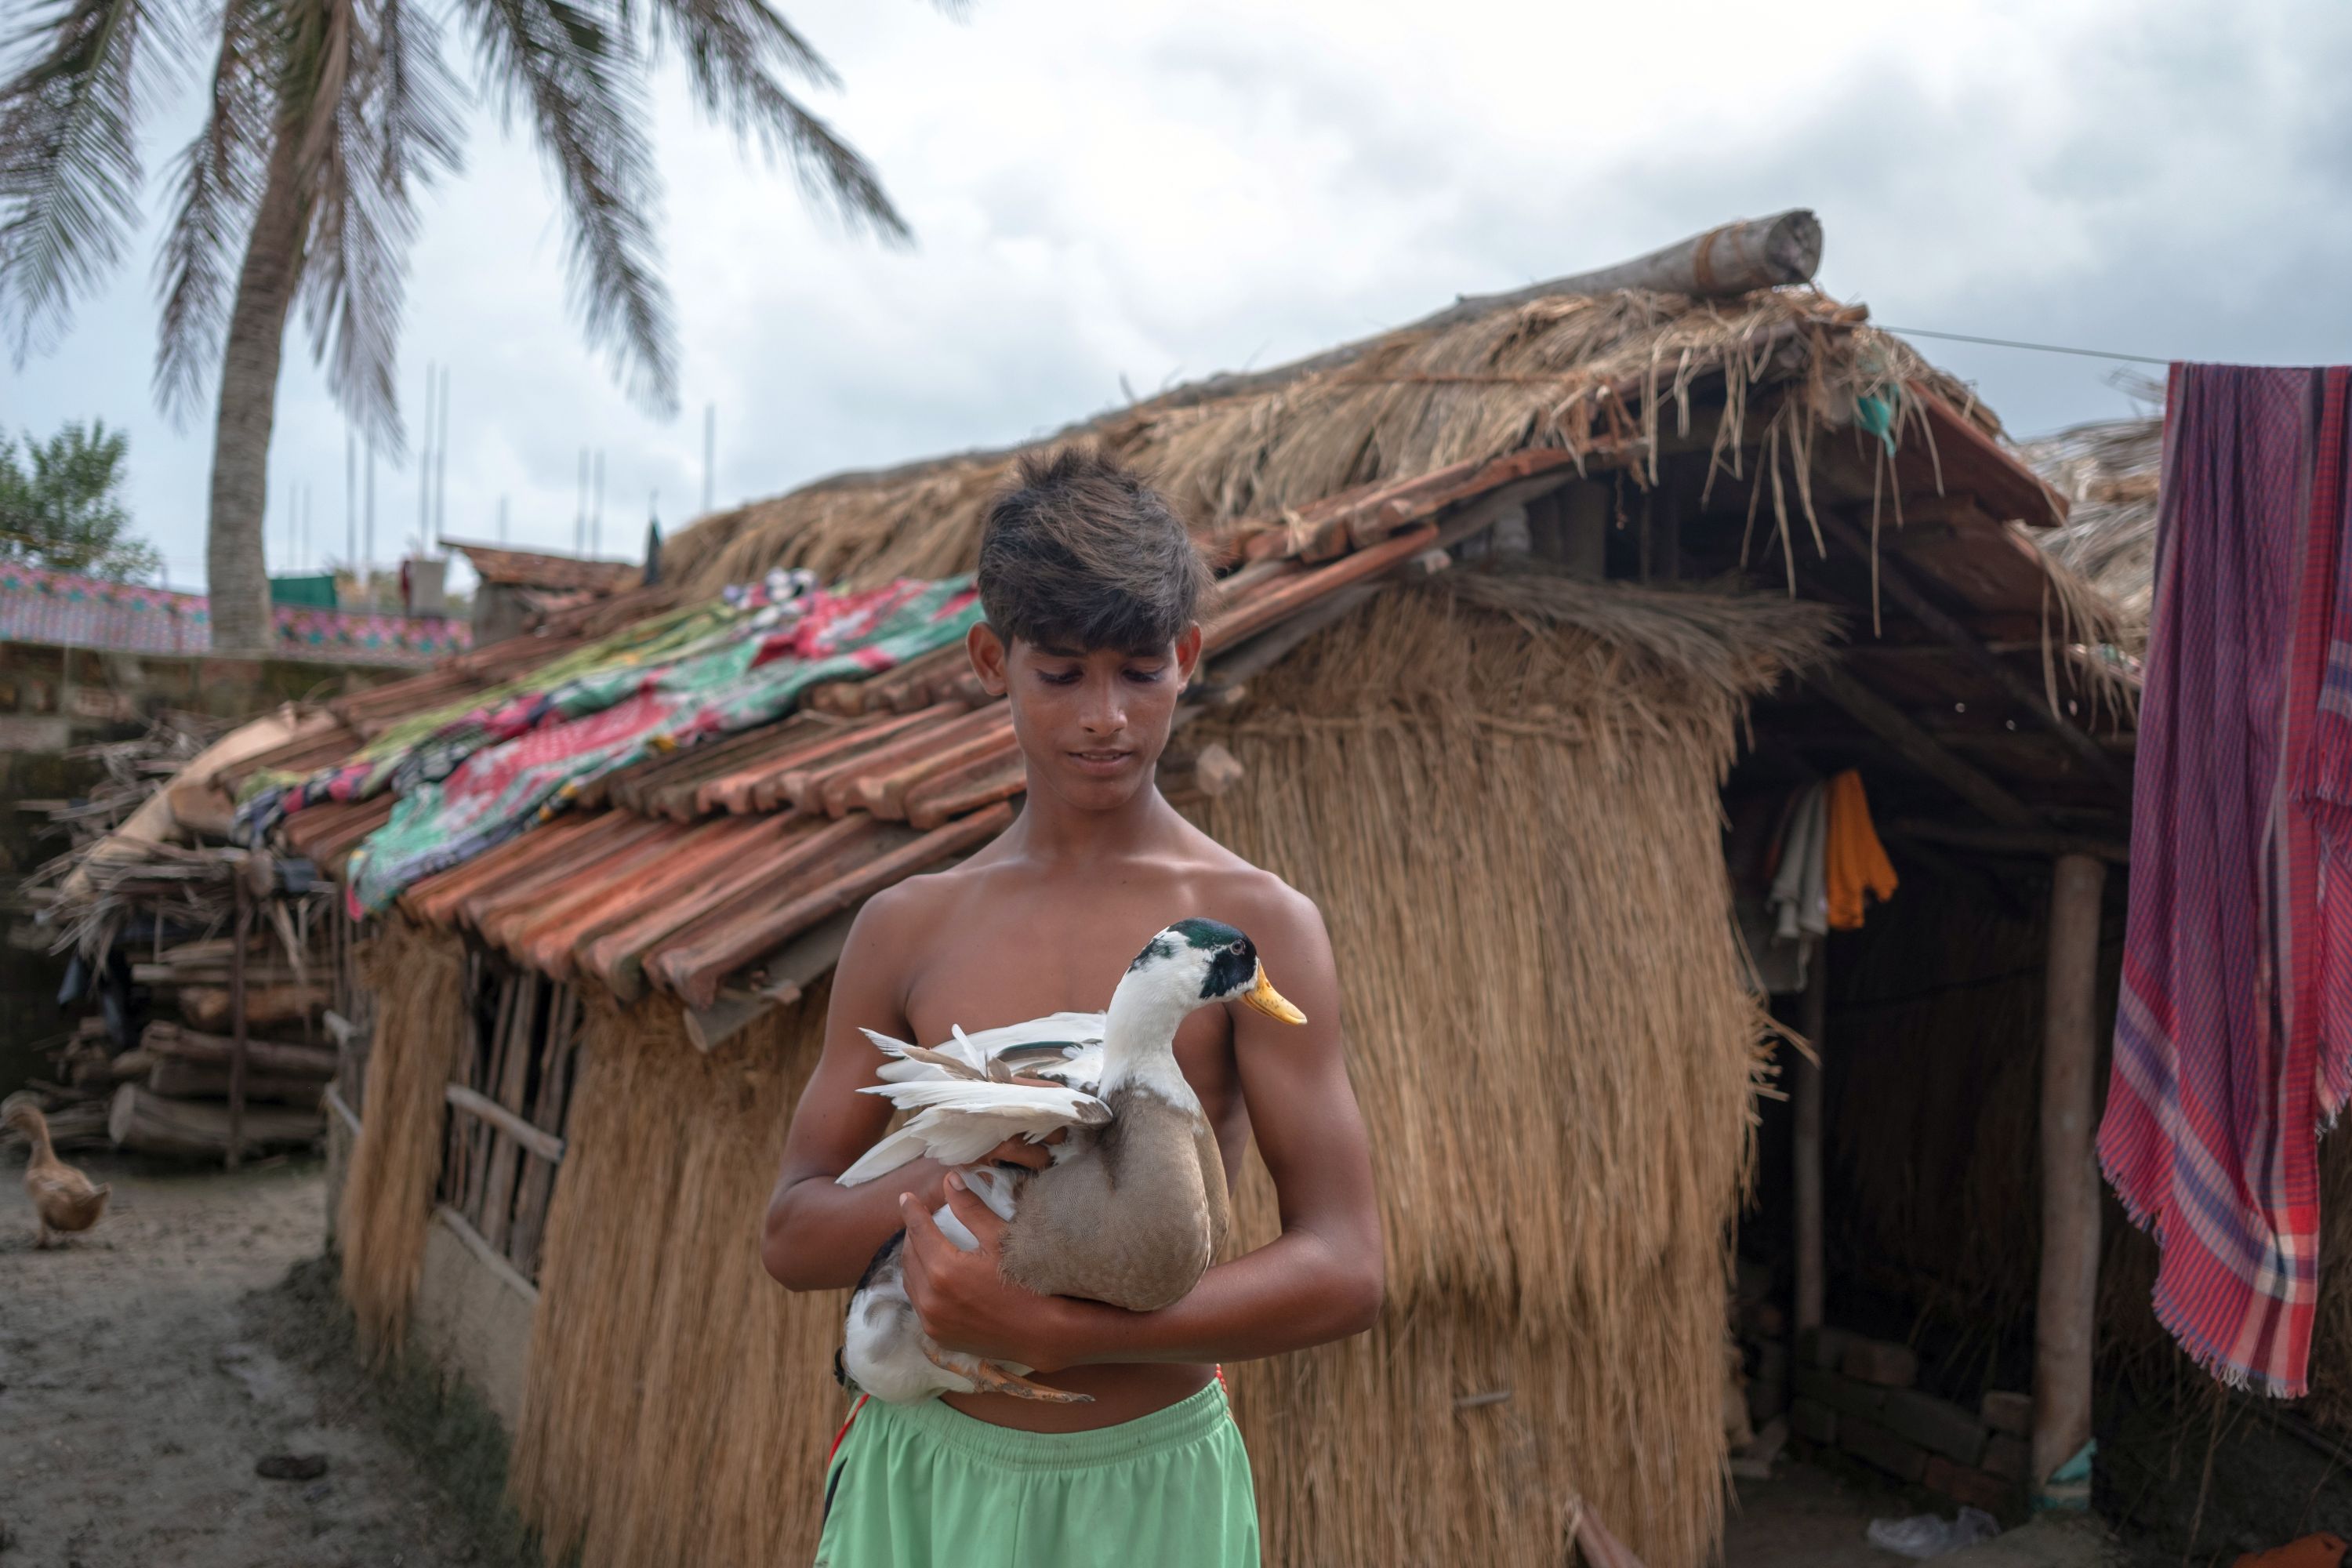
[0,1152,507,1568]
[0,1149,2275,1568]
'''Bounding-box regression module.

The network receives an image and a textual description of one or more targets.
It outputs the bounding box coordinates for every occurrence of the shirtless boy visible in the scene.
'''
[763,450,1383,1566]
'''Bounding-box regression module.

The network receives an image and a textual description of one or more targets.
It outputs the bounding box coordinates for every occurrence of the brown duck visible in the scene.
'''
[835,918,1305,1404]
[5,1101,110,1247]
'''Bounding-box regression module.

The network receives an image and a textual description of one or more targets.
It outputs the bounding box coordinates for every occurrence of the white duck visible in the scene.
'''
[835,917,1306,1404]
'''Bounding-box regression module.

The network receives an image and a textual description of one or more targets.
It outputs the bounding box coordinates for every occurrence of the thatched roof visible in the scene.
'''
[2018,412,2161,648]
[662,285,2053,597]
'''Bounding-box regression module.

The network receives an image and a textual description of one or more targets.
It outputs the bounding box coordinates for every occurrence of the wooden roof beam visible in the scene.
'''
[1813,508,2131,794]
[1801,662,2041,829]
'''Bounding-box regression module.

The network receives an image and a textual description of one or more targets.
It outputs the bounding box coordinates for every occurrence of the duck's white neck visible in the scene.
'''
[1096,967,1200,1105]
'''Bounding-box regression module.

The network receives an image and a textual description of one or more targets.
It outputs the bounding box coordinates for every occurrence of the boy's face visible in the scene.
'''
[969,622,1202,811]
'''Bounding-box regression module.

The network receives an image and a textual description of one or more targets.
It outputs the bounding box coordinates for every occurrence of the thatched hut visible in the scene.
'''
[242,214,2140,1565]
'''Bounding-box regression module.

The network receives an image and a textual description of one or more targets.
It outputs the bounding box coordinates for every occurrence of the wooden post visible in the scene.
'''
[2033,853,2107,1488]
[226,876,251,1171]
[1561,482,1609,581]
[1794,946,1827,1334]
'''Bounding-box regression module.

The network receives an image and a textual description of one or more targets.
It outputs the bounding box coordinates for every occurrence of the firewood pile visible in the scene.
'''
[6,718,338,1164]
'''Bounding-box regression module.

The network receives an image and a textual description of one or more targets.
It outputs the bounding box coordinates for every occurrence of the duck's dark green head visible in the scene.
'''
[1127,918,1308,1023]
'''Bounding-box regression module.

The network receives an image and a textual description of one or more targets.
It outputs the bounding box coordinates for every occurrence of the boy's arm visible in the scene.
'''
[762,889,1045,1292]
[898,885,1385,1368]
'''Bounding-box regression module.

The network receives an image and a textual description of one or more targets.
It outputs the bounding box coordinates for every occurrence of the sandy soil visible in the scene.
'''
[0,1153,496,1568]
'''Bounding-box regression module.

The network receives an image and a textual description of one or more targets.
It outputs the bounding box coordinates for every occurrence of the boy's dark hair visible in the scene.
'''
[977,448,1212,652]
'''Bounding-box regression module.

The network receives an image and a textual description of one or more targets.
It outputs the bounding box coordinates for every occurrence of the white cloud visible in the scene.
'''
[7,0,2349,591]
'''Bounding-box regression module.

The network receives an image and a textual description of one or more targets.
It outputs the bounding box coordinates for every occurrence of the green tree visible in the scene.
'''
[0,0,924,650]
[0,419,163,582]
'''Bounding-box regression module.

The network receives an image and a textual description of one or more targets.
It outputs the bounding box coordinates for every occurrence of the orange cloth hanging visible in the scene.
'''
[1824,770,1897,930]
[2234,1535,2347,1568]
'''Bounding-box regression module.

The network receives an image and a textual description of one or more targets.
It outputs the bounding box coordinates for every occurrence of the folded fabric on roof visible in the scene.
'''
[342,575,982,913]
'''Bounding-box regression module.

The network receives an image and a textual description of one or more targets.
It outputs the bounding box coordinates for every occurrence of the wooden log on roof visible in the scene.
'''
[852,720,1021,820]
[477,820,700,954]
[1160,211,1822,415]
[813,706,1011,818]
[766,704,983,813]
[1203,525,1441,652]
[521,814,811,977]
[658,803,1017,1010]
[712,704,956,814]
[579,815,885,1000]
[906,752,1027,831]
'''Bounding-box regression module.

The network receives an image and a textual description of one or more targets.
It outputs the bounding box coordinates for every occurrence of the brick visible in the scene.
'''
[1791,1397,1838,1445]
[1980,1389,2033,1437]
[1882,1388,1987,1466]
[1924,1454,2019,1515]
[1981,1432,2030,1482]
[1793,1365,1888,1421]
[1840,1415,1928,1484]
[1797,1325,1853,1370]
[1841,1337,1919,1388]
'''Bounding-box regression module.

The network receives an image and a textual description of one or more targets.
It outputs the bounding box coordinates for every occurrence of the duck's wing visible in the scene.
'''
[862,1012,1108,1089]
[836,1080,1112,1186]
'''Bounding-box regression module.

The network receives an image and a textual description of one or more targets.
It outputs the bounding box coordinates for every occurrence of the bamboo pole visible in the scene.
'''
[227,877,251,1170]
[1793,948,1827,1334]
[2033,853,2107,1490]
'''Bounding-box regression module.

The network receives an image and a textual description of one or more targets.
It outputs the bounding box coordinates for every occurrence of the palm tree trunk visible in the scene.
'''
[204,118,308,654]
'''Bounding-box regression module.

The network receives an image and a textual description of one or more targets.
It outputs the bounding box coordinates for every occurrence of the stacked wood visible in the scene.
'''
[107,1083,318,1159]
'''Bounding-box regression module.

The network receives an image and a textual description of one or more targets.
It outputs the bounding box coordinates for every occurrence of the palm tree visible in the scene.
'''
[0,0,916,649]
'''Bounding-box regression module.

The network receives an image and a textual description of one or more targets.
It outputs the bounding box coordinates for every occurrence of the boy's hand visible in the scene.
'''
[898,1174,1069,1373]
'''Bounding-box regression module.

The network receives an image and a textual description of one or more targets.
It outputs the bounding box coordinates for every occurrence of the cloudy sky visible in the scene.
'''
[9,0,2350,591]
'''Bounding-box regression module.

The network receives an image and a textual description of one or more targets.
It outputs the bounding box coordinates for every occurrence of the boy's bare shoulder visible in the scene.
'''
[1170,818,1328,943]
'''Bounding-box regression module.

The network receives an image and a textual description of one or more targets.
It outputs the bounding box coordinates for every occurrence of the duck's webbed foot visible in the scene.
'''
[922,1343,1093,1404]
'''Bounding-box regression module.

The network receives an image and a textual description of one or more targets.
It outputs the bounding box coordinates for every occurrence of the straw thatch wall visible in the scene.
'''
[1180,582,1812,1566]
[662,289,1981,598]
[437,573,1822,1568]
[506,989,844,1568]
[339,916,470,1357]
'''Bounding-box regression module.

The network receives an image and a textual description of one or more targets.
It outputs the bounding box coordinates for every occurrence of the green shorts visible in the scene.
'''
[814,1381,1258,1567]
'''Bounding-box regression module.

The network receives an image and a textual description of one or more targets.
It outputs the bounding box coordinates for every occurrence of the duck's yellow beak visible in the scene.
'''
[1242,962,1308,1025]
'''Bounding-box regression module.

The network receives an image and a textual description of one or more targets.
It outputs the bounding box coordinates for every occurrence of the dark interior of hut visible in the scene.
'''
[1536,402,2352,1548]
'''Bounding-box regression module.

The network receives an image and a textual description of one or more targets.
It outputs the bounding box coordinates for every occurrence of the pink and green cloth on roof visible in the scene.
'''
[248,572,982,914]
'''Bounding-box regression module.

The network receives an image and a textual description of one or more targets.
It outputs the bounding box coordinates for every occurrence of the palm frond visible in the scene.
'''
[459,0,676,412]
[639,0,906,243]
[292,0,463,448]
[0,0,190,361]
[151,0,273,421]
